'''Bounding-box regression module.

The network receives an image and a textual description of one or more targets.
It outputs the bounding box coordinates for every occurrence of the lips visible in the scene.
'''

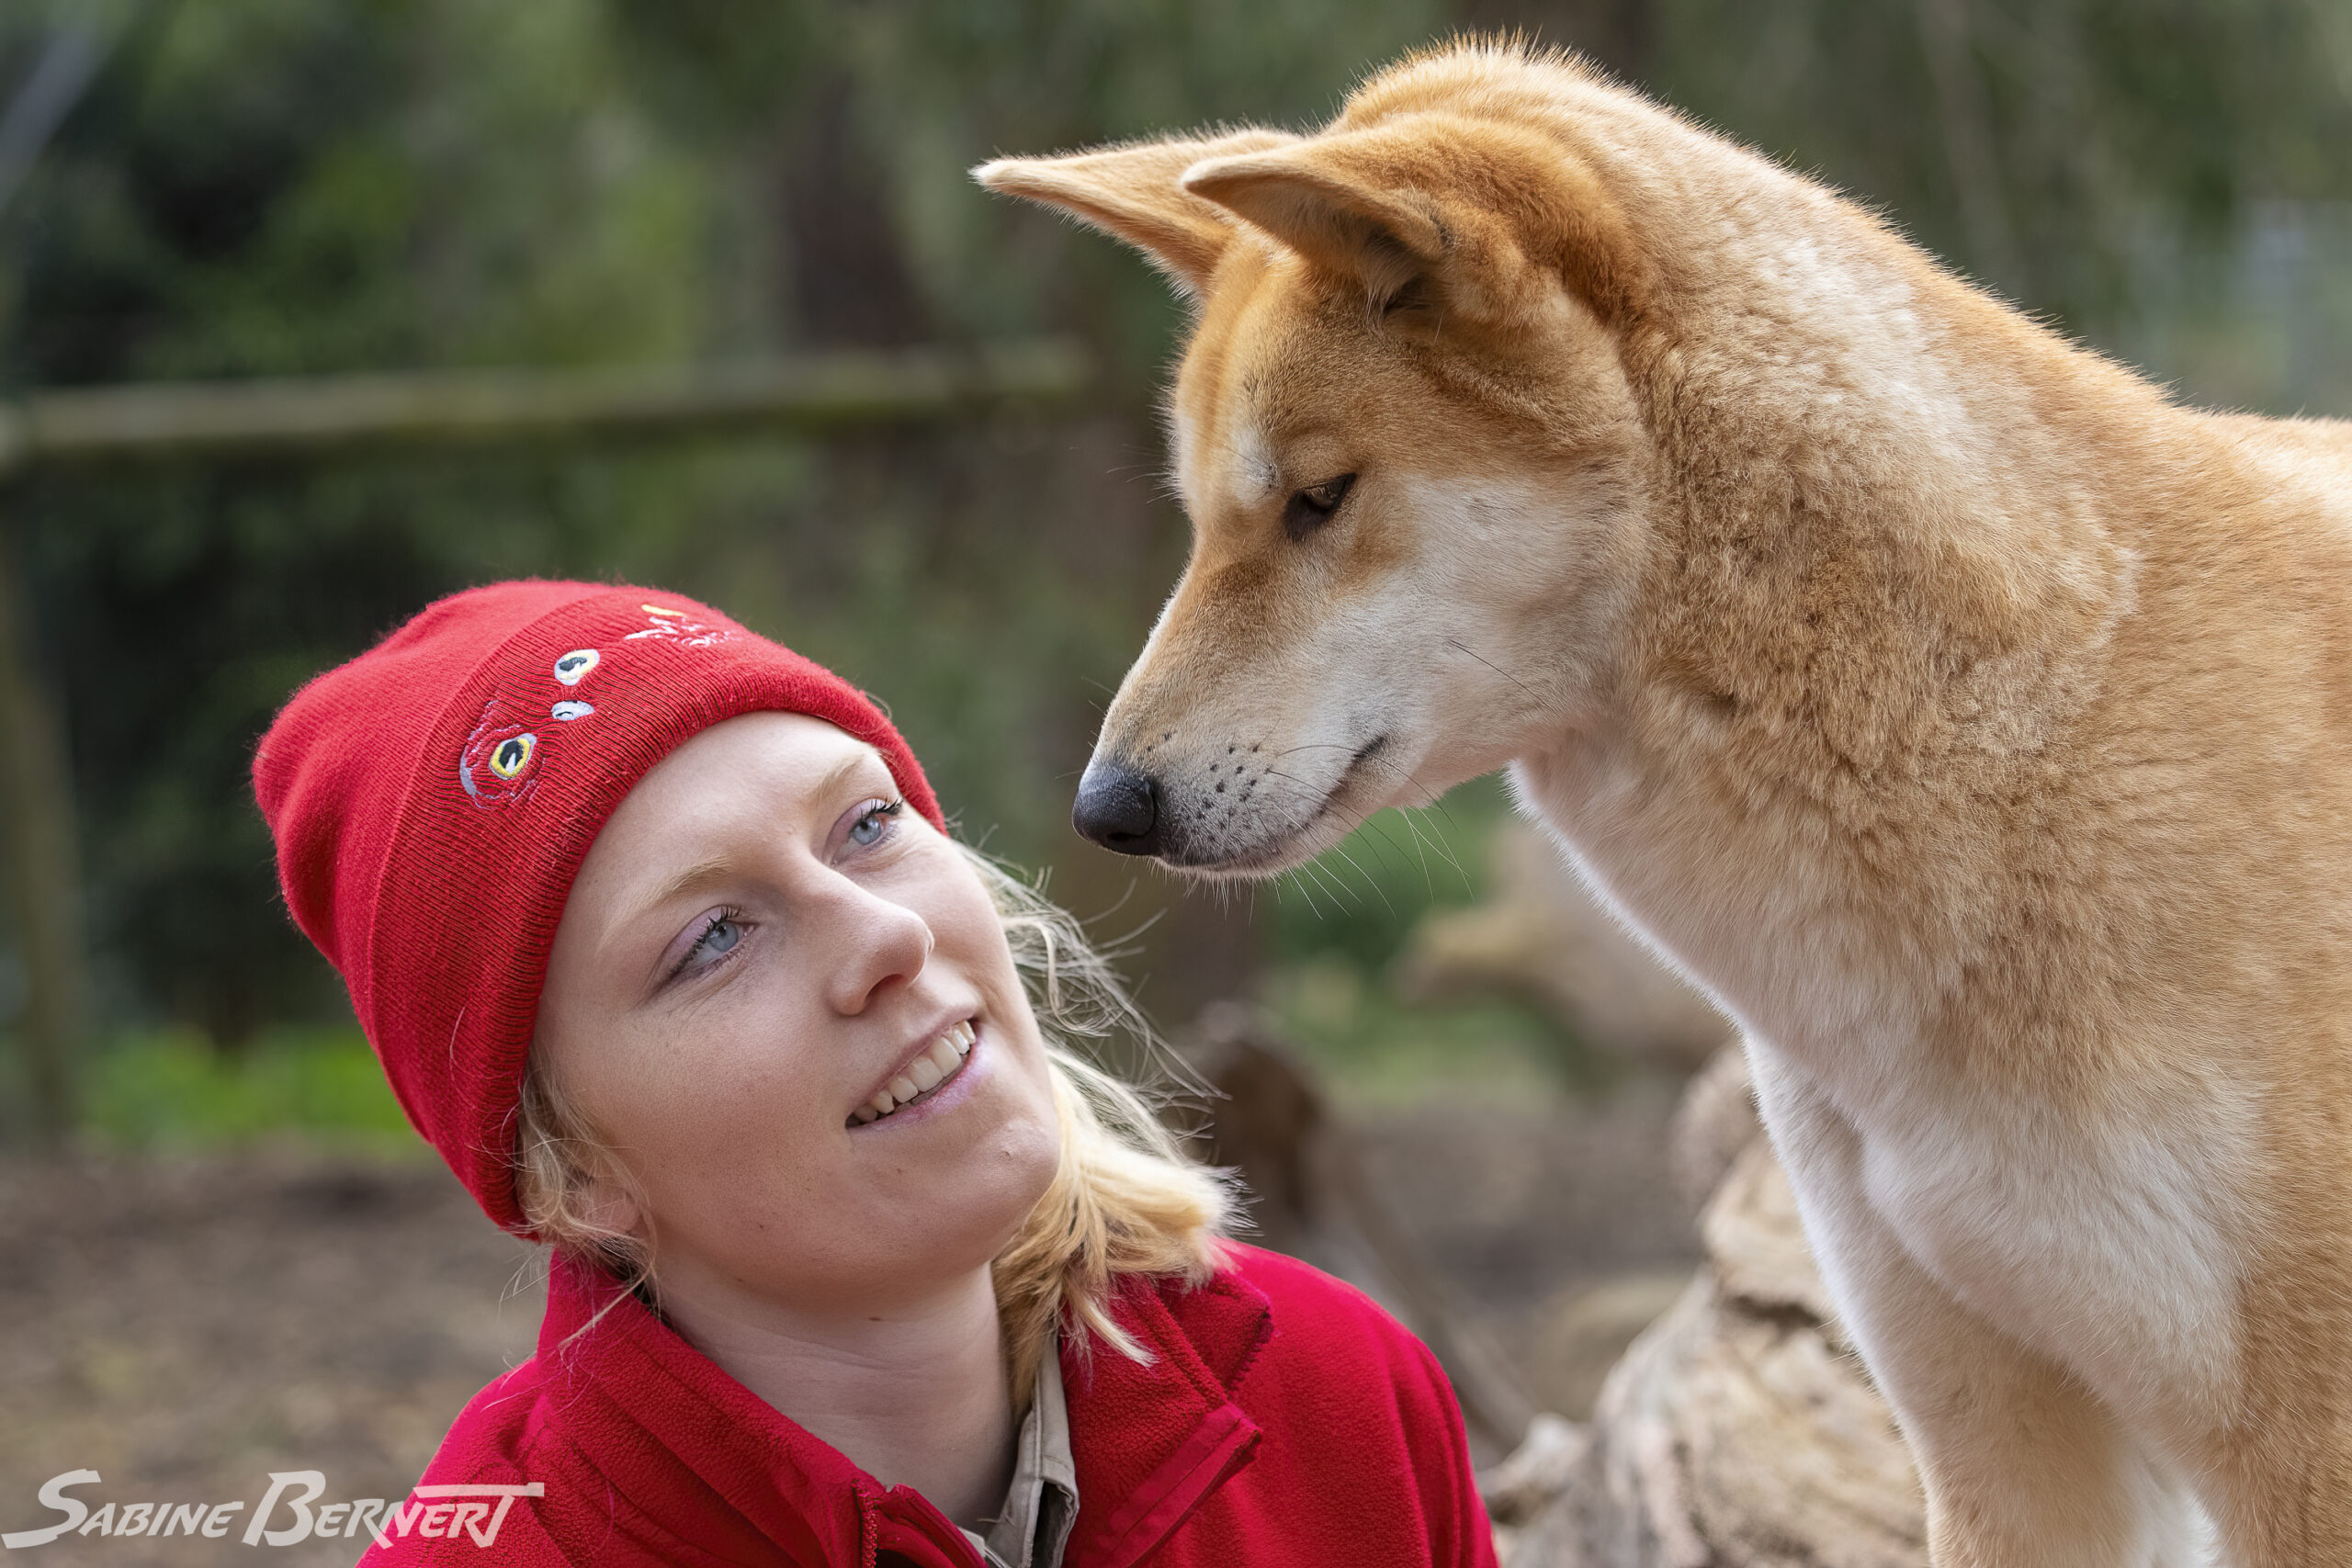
[849,1020,977,1126]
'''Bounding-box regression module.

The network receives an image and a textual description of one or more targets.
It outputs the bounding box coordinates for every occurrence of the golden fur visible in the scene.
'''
[980,39,2352,1565]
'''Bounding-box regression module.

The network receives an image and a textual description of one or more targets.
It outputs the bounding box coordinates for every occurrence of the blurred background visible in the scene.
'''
[0,0,2346,1557]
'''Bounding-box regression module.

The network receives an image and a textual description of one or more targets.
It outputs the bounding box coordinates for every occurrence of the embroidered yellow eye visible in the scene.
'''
[553,649,599,685]
[489,733,537,780]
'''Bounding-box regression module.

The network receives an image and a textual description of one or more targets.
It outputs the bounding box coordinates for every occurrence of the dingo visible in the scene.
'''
[980,39,2352,1567]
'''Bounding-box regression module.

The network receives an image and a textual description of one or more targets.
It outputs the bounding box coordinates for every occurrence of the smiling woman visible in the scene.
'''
[514,712,1220,1421]
[250,581,1497,1568]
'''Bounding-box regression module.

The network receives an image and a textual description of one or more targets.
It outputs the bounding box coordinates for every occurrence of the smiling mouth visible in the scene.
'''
[848,1021,976,1127]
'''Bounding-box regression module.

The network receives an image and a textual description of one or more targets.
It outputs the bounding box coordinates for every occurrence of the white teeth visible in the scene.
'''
[850,1021,979,1127]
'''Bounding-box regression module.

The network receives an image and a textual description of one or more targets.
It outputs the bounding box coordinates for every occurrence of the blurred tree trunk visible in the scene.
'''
[1911,0,2024,294]
[0,513,86,1144]
[1455,0,1654,83]
[779,73,933,348]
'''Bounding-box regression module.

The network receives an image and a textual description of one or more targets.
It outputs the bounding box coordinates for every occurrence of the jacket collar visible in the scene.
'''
[1059,1264,1273,1568]
[537,1255,963,1566]
[537,1253,1273,1568]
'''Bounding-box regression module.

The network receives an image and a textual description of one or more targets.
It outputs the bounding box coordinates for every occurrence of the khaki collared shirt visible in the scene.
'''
[962,1337,1079,1568]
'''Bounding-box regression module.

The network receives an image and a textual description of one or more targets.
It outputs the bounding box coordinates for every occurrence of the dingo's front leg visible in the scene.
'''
[1749,1050,2212,1568]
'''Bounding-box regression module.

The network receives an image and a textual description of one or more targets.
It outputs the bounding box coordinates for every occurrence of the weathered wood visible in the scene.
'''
[0,514,85,1144]
[1485,1045,1929,1568]
[0,338,1090,473]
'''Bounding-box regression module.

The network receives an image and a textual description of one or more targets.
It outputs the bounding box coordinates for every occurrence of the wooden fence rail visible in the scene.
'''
[0,338,1090,474]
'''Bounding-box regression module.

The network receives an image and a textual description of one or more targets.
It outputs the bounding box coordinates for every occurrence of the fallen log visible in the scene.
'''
[1485,1046,1928,1568]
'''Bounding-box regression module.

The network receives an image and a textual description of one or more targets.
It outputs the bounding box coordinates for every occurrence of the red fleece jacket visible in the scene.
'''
[356,1242,1496,1567]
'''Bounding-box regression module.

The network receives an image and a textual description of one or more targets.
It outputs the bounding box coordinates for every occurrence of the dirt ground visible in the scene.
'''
[0,1077,1698,1566]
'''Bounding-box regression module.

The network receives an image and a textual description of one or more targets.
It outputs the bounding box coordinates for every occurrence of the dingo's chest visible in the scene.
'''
[1516,744,2257,1429]
[1756,1040,2253,1428]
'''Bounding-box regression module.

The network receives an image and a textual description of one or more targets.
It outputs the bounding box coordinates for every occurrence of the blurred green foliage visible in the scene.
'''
[1252,776,1623,1093]
[0,0,2346,1135]
[82,1024,411,1149]
[1261,779,1502,976]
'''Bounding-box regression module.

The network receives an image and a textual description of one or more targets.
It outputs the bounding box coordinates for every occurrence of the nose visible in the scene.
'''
[821,880,935,1016]
[1072,757,1164,856]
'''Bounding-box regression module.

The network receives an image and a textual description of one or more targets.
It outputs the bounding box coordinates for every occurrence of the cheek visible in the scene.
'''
[546,964,839,1204]
[660,1041,1065,1303]
[583,1027,834,1214]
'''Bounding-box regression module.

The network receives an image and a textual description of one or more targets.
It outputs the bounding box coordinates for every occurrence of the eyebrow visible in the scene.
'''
[639,853,740,922]
[629,748,886,920]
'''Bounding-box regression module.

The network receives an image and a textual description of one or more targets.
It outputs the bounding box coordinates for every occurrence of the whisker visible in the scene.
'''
[1362,815,1437,903]
[1443,636,1544,707]
[1281,866,1325,919]
[1324,838,1396,919]
[1396,804,1474,896]
[1301,853,1361,914]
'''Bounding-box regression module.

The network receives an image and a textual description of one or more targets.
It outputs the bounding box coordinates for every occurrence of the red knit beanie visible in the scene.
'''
[254,581,944,1234]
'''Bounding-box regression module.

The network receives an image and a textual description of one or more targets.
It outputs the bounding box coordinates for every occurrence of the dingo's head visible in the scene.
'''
[978,55,1657,874]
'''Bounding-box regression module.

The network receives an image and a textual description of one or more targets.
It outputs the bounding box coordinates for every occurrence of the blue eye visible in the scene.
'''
[849,799,903,848]
[674,911,745,978]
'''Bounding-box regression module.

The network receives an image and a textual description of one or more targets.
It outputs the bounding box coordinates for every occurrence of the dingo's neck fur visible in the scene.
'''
[985,41,2352,1562]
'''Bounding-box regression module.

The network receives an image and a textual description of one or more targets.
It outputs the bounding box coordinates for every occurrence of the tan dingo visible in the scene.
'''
[979,39,2352,1567]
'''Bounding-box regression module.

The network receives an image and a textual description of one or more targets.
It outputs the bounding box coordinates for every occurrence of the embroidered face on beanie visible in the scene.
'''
[254,581,943,1233]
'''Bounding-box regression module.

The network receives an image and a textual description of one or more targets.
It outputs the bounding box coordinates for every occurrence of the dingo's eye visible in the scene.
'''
[1282,473,1357,542]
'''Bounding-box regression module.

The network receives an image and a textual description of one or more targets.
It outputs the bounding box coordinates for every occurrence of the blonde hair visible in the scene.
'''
[514,842,1231,1403]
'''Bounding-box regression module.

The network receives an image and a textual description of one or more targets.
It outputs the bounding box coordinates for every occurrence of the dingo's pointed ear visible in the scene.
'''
[1183,122,1649,327]
[1182,141,1444,315]
[974,130,1299,298]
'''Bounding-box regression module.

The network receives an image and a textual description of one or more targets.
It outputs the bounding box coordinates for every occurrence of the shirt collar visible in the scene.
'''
[967,1333,1078,1568]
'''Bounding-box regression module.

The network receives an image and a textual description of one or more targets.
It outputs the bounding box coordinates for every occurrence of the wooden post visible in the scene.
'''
[0,503,86,1145]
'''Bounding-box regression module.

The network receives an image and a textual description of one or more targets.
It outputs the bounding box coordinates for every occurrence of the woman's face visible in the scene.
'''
[537,711,1062,1316]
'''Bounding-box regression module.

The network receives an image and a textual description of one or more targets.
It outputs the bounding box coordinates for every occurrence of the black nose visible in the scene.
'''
[1072,758,1163,856]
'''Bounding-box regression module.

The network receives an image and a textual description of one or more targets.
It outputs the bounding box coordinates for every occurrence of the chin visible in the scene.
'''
[946,1069,1065,1259]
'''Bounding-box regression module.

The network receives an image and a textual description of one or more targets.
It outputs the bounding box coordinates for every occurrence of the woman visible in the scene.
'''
[254,580,1497,1567]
